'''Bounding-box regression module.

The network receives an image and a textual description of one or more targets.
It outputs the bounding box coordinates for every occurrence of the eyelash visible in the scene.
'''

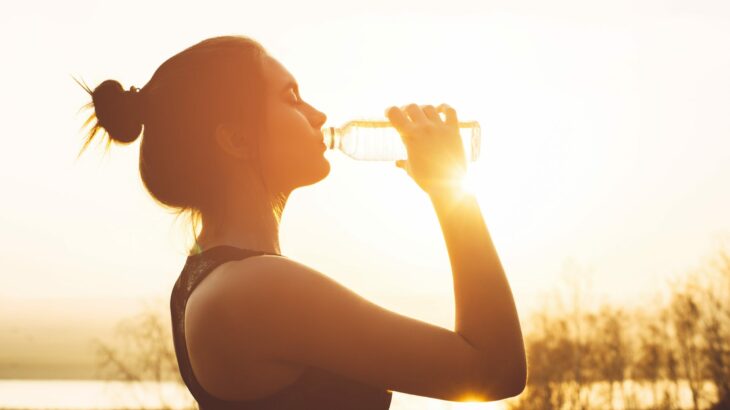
[290,89,303,105]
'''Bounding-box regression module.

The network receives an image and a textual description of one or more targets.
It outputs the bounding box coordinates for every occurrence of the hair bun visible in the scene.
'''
[92,79,144,143]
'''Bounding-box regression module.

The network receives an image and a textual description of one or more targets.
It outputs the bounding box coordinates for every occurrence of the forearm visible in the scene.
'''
[429,189,526,389]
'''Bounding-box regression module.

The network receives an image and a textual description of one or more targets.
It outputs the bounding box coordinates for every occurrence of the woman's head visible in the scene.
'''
[79,36,328,241]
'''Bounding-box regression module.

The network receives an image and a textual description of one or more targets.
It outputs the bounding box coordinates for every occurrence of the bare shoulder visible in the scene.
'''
[184,255,308,400]
[188,254,322,318]
[186,254,521,402]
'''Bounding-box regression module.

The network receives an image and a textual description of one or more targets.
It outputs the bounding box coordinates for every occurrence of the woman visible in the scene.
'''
[79,35,526,409]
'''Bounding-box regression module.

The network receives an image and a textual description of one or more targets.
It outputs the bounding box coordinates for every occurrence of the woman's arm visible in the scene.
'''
[387,102,526,396]
[430,189,527,397]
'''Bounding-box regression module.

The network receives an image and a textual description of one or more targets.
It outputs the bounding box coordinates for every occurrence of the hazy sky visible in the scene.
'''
[1,0,729,384]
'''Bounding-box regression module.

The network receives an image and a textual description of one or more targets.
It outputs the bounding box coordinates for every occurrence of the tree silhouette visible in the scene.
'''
[91,300,197,410]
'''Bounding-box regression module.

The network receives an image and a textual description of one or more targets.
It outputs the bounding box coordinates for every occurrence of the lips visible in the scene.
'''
[315,131,326,151]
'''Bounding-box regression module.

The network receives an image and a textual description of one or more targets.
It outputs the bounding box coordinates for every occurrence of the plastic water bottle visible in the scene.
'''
[321,119,481,162]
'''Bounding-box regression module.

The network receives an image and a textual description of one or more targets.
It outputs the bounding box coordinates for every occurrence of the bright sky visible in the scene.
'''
[1,0,729,399]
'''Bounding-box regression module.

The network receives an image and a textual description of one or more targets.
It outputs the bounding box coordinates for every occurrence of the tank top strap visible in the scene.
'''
[177,245,279,295]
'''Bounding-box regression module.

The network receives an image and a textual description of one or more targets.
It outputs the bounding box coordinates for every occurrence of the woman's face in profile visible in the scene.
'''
[259,54,329,194]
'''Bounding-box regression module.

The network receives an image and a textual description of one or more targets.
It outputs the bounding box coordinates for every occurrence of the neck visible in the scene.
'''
[196,175,290,256]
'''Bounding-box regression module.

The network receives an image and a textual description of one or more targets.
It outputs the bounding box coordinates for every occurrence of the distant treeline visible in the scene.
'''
[506,247,730,410]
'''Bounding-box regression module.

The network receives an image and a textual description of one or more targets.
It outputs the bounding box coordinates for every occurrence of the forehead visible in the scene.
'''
[262,54,296,89]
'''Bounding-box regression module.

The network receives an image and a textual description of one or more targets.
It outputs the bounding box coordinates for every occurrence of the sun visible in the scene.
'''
[459,162,484,197]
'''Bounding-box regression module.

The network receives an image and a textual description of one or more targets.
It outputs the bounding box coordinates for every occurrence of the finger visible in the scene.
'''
[403,103,428,124]
[421,105,441,123]
[437,103,458,128]
[385,106,409,134]
[395,159,406,169]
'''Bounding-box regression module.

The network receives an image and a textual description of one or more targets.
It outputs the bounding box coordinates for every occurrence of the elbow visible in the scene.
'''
[498,370,527,400]
[505,349,528,398]
[493,364,527,400]
[480,352,527,401]
[500,340,528,399]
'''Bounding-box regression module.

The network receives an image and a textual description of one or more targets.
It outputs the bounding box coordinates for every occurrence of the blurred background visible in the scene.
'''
[1,0,729,408]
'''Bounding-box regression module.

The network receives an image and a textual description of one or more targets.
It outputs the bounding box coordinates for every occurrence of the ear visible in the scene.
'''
[215,123,254,160]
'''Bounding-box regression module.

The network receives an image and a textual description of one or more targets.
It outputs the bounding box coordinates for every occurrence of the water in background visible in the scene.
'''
[0,379,505,410]
[1,379,716,409]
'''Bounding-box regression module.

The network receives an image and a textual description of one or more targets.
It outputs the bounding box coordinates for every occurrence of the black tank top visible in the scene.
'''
[170,245,393,409]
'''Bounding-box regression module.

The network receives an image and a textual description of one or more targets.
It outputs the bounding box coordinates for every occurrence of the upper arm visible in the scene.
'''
[189,255,518,402]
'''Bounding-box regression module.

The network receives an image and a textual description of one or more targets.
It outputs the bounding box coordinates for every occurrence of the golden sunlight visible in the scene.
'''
[461,165,479,195]
[455,395,507,409]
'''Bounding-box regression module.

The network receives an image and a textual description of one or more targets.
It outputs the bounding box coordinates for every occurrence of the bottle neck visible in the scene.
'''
[322,126,343,150]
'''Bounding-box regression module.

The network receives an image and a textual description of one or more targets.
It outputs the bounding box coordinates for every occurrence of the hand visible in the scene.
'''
[386,103,467,196]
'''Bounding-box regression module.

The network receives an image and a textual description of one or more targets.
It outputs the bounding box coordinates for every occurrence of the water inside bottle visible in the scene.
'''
[324,120,481,162]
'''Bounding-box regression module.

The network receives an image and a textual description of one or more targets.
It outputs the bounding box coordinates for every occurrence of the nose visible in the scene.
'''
[312,107,327,129]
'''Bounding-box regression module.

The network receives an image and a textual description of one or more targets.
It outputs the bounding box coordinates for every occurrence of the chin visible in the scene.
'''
[319,154,331,172]
[294,157,330,189]
[312,156,331,183]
